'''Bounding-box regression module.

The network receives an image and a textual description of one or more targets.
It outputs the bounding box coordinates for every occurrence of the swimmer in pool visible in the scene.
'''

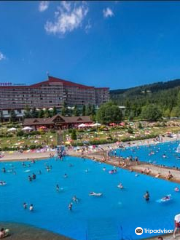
[68,202,73,211]
[72,196,78,202]
[144,191,150,201]
[56,184,60,192]
[23,202,27,209]
[118,183,124,189]
[175,187,179,192]
[29,204,34,211]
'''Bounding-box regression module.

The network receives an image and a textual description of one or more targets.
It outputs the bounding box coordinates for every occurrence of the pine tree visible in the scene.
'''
[24,105,31,118]
[52,107,57,116]
[38,109,44,118]
[73,105,80,116]
[10,110,17,123]
[71,129,77,140]
[31,107,38,118]
[82,105,86,116]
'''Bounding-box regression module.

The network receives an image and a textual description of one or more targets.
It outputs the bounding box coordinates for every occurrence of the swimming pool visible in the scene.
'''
[0,156,179,240]
[115,140,180,168]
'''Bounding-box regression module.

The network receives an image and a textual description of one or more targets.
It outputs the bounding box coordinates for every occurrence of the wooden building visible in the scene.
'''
[23,114,92,130]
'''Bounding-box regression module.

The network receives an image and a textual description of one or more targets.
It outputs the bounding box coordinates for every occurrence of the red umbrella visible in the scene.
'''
[109,123,116,126]
[39,126,47,129]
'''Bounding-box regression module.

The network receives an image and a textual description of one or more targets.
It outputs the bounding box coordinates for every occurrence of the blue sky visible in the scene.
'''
[1,1,180,90]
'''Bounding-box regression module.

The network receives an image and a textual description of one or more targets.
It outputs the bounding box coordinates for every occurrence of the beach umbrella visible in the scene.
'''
[92,123,101,127]
[7,127,17,132]
[78,123,87,128]
[22,126,33,131]
[109,123,116,126]
[39,126,47,129]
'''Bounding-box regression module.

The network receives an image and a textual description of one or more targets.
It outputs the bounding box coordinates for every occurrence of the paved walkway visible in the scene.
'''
[145,234,180,240]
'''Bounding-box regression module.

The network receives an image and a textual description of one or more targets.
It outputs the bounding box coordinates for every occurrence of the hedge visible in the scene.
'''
[0,145,43,151]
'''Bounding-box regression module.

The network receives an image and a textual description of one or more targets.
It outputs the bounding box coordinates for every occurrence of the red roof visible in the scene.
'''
[0,75,109,90]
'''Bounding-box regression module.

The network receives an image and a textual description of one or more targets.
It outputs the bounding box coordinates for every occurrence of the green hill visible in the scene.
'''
[110,79,180,98]
[110,79,180,119]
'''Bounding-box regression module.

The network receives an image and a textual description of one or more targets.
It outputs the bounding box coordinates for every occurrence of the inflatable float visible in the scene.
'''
[109,170,117,174]
[0,181,6,186]
[157,194,172,203]
[89,192,103,197]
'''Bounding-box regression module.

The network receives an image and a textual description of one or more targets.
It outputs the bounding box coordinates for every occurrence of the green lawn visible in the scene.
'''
[0,122,180,150]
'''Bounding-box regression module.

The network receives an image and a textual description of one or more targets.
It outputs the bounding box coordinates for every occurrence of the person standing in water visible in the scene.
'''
[68,203,73,211]
[56,184,60,192]
[23,202,27,209]
[144,191,150,201]
[29,204,34,211]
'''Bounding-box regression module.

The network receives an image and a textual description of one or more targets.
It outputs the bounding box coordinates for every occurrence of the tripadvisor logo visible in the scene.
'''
[135,227,143,235]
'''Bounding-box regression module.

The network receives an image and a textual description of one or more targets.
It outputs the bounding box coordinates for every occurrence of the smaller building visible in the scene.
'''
[23,114,92,130]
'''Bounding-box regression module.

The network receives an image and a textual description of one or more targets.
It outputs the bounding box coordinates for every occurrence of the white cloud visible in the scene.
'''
[39,1,49,12]
[85,20,91,33]
[45,2,88,36]
[103,8,114,18]
[61,1,71,12]
[0,52,5,61]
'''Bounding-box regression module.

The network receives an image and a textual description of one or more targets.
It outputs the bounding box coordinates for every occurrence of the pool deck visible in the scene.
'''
[0,222,74,240]
[145,233,180,240]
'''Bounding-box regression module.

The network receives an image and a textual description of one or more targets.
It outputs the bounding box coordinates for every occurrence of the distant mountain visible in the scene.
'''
[110,79,180,101]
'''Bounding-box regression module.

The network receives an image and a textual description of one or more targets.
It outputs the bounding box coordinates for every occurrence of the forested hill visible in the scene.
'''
[110,79,180,118]
[110,79,180,97]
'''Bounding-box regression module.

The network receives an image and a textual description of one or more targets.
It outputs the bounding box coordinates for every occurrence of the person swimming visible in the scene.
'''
[72,196,78,202]
[23,202,27,209]
[32,173,36,180]
[117,183,124,189]
[162,195,170,201]
[29,204,34,211]
[0,181,6,186]
[144,191,150,201]
[175,187,180,192]
[28,176,32,182]
[56,184,60,192]
[64,173,68,178]
[68,202,73,211]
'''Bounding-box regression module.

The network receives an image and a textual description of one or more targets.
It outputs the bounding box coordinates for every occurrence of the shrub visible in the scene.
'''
[127,127,133,134]
[121,134,159,142]
[68,129,73,134]
[6,134,13,138]
[71,129,77,140]
[50,129,56,133]
[17,130,24,137]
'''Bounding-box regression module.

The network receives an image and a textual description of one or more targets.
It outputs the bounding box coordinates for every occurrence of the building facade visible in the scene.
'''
[23,114,92,130]
[0,76,109,121]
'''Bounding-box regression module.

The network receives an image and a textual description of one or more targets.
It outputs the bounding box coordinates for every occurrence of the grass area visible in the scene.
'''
[0,132,57,149]
[0,121,180,150]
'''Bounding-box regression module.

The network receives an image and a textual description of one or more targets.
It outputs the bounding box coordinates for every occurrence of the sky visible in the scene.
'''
[1,1,180,90]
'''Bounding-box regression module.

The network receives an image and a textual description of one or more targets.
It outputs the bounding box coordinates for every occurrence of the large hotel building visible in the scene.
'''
[0,76,109,121]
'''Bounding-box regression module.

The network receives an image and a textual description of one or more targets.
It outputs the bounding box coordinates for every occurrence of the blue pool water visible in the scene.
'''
[115,140,180,168]
[0,155,180,240]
